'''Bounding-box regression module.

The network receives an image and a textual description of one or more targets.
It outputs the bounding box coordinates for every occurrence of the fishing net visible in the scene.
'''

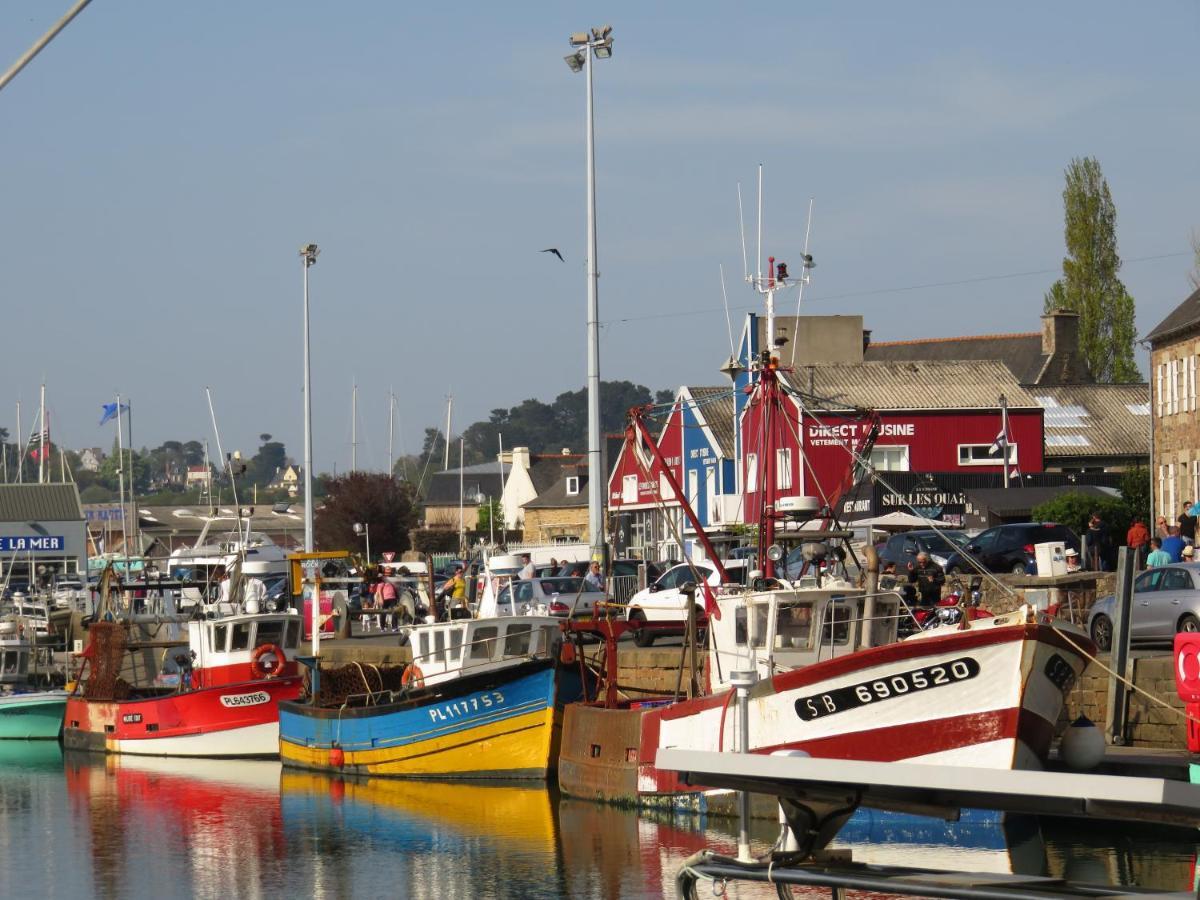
[311,662,409,707]
[83,622,130,700]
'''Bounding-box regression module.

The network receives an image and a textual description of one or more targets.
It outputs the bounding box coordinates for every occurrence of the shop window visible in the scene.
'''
[958,444,1017,466]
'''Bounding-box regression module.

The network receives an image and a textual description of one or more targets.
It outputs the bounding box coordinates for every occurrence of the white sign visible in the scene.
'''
[807,422,916,447]
[300,559,320,577]
[219,691,271,708]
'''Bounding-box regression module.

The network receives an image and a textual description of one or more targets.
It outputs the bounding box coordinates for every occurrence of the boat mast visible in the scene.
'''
[387,387,395,476]
[351,381,357,473]
[15,401,21,484]
[38,384,45,485]
[114,394,130,573]
[443,394,453,470]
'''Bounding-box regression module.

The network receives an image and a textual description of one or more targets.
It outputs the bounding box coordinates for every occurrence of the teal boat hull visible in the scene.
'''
[0,691,67,740]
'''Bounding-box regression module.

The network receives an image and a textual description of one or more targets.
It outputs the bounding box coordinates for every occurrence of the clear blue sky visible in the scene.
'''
[2,1,1197,474]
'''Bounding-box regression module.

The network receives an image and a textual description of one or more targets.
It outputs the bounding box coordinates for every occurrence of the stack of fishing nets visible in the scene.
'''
[310,662,408,707]
[83,621,132,700]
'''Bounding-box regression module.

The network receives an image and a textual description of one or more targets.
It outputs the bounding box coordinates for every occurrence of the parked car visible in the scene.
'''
[1087,563,1200,651]
[495,576,609,618]
[941,523,1080,576]
[625,560,750,647]
[877,530,971,570]
[51,578,87,609]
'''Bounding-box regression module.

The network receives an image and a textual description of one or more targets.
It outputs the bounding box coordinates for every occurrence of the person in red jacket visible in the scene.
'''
[1126,516,1150,567]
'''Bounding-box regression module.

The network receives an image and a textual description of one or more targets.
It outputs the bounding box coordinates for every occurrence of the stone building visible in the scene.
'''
[1144,286,1200,519]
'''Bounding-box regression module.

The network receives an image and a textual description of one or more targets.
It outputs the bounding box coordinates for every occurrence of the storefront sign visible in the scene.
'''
[807,422,916,447]
[0,536,64,552]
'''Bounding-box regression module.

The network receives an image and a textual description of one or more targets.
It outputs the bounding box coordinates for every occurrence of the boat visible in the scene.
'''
[557,320,1095,807]
[0,617,67,740]
[62,607,304,757]
[278,613,584,778]
[166,515,290,612]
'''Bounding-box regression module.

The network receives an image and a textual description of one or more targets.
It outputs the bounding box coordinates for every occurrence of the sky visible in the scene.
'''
[1,1,1197,476]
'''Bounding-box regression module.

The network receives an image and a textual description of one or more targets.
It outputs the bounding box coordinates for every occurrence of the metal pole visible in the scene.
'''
[584,40,605,565]
[388,388,395,476]
[443,395,453,471]
[730,669,757,862]
[1000,394,1010,489]
[351,382,357,473]
[1105,546,1136,745]
[38,384,45,485]
[365,523,371,565]
[301,247,317,553]
[0,0,93,95]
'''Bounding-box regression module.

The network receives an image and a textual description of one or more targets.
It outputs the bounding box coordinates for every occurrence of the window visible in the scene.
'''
[471,626,498,660]
[869,446,910,472]
[1170,462,1177,517]
[1135,570,1162,594]
[503,623,532,657]
[432,629,445,663]
[776,603,813,650]
[566,476,580,496]
[958,443,1017,466]
[230,622,252,652]
[1156,363,1163,417]
[286,619,301,649]
[657,472,674,501]
[705,467,719,526]
[745,453,758,493]
[776,448,793,490]
[820,601,852,645]
[622,474,638,503]
[688,470,699,513]
[1161,568,1192,591]
[213,624,228,652]
[448,628,463,662]
[255,620,285,648]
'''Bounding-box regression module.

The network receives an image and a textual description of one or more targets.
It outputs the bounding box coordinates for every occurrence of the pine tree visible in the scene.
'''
[1043,156,1139,383]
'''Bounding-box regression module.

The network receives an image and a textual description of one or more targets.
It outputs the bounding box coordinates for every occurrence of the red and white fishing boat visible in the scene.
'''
[63,609,304,758]
[559,277,1095,805]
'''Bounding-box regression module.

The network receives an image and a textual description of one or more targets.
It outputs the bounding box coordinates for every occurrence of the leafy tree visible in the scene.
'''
[654,389,675,405]
[313,473,417,553]
[1031,492,1131,550]
[475,498,504,538]
[1118,467,1151,526]
[1043,156,1139,383]
[182,441,205,466]
[247,439,287,487]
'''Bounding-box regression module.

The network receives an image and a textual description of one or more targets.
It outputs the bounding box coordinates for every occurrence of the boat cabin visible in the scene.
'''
[184,611,303,688]
[402,615,560,688]
[0,625,30,686]
[708,582,902,690]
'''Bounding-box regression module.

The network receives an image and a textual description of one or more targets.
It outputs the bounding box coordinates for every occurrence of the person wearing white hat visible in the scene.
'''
[1184,545,1196,560]
[1064,548,1081,573]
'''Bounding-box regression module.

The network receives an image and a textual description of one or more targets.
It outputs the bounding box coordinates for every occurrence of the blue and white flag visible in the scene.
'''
[989,429,1007,456]
[99,402,129,426]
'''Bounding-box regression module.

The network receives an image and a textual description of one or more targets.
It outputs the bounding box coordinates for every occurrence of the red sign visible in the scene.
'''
[382,551,396,562]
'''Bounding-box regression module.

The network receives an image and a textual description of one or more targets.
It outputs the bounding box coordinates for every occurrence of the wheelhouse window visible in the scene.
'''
[503,623,532,657]
[775,603,813,649]
[448,627,463,662]
[820,601,852,645]
[285,619,301,649]
[230,622,252,652]
[432,629,446,663]
[255,619,286,648]
[212,624,229,652]
[471,626,498,660]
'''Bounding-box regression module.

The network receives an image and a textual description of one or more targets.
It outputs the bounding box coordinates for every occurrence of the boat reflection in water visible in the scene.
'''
[63,752,285,899]
[279,772,564,898]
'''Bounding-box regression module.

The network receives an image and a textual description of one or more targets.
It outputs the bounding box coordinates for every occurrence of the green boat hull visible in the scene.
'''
[0,692,67,740]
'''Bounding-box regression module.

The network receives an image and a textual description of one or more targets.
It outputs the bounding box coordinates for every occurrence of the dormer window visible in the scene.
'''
[566,476,580,496]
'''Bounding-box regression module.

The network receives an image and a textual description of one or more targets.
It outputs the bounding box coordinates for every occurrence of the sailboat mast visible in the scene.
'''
[443,395,453,471]
[38,384,45,484]
[15,402,21,484]
[387,388,395,476]
[114,394,130,570]
[351,381,358,473]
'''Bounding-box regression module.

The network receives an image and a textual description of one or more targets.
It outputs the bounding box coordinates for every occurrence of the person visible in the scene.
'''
[360,573,380,633]
[549,557,559,575]
[1179,504,1197,546]
[518,554,536,581]
[1126,516,1150,568]
[1147,537,1171,568]
[1064,548,1082,573]
[557,560,574,577]
[1162,526,1186,563]
[1156,516,1170,539]
[245,576,267,611]
[375,571,399,632]
[1085,513,1112,572]
[216,567,232,610]
[584,561,604,592]
[441,565,467,618]
[1185,545,1196,562]
[907,551,945,607]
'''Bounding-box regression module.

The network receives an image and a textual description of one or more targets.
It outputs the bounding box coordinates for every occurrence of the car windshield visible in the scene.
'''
[920,533,969,553]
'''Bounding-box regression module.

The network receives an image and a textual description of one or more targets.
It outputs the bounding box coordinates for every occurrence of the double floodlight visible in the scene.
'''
[564,25,613,71]
[300,243,320,266]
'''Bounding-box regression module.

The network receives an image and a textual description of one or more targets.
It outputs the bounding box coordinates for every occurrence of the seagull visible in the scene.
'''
[540,248,565,262]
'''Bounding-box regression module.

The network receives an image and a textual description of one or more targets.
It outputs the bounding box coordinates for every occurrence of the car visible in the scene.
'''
[495,576,609,618]
[625,560,750,647]
[877,530,971,570]
[941,522,1080,576]
[1087,563,1200,651]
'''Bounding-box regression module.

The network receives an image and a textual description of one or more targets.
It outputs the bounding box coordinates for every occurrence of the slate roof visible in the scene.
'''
[527,454,581,496]
[864,333,1047,384]
[1144,287,1200,345]
[795,361,1038,411]
[523,458,588,510]
[1031,383,1150,459]
[685,387,736,457]
[424,463,509,505]
[0,484,84,522]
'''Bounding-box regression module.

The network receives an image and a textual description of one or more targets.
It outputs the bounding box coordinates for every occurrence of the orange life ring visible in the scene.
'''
[401,664,425,689]
[250,643,287,679]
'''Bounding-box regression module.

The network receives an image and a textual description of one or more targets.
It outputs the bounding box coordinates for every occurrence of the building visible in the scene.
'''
[0,484,87,587]
[1144,286,1200,519]
[498,448,583,534]
[77,448,105,473]
[268,464,303,498]
[520,455,590,545]
[186,464,214,492]
[422,462,509,532]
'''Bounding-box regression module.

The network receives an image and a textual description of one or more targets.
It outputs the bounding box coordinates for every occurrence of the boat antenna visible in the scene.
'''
[788,197,816,368]
[205,386,247,607]
[719,264,736,360]
[736,182,749,281]
[755,164,763,293]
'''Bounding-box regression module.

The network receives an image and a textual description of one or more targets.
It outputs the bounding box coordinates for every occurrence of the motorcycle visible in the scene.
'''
[895,576,992,637]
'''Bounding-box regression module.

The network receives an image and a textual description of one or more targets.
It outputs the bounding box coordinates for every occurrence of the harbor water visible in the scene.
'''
[0,743,1195,898]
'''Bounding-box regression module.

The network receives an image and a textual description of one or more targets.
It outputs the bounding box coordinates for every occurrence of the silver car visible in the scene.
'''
[1087,562,1200,651]
[496,576,609,618]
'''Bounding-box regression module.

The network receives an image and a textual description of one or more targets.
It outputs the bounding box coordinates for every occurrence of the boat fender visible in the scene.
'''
[329,745,345,768]
[250,643,287,679]
[401,664,425,689]
[560,641,577,665]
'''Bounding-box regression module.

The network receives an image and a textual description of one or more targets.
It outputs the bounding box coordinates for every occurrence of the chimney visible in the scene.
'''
[1038,309,1092,384]
[510,446,531,472]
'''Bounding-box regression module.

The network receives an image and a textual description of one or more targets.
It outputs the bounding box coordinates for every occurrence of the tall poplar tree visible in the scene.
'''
[1044,156,1139,383]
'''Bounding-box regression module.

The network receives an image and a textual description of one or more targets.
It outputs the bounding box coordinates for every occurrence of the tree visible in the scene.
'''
[1031,492,1131,550]
[475,498,504,539]
[313,473,418,554]
[1119,466,1151,527]
[1043,156,1139,383]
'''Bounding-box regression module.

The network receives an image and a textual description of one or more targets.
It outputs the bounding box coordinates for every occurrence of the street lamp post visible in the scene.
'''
[300,243,319,553]
[353,522,371,565]
[564,25,613,566]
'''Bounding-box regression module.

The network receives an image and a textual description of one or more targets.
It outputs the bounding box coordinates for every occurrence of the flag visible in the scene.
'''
[701,581,721,620]
[99,402,129,426]
[989,429,1007,456]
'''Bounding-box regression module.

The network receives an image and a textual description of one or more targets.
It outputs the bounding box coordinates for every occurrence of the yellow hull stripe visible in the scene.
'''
[281,707,557,777]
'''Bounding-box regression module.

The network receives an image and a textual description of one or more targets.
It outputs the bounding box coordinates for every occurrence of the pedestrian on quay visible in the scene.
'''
[1085,513,1112,572]
[907,551,945,607]
[1156,515,1170,539]
[375,569,399,632]
[1126,516,1150,568]
[1179,504,1197,547]
[1162,526,1186,563]
[518,553,536,581]
[1147,538,1171,568]
[1185,545,1196,562]
[440,565,468,619]
[584,561,605,592]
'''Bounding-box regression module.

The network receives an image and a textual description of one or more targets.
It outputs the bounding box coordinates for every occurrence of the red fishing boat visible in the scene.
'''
[63,610,304,758]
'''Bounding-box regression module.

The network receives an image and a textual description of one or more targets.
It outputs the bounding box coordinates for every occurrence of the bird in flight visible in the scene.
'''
[540,248,564,262]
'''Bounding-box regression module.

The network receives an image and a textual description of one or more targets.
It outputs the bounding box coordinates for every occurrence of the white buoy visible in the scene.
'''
[1061,715,1106,770]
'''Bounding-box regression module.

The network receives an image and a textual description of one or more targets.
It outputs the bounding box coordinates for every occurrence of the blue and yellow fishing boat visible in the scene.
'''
[279,615,582,778]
